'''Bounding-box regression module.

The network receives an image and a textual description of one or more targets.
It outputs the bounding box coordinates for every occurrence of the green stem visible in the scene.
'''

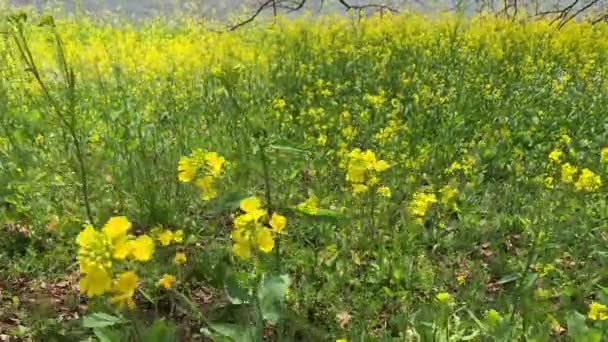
[10,19,94,225]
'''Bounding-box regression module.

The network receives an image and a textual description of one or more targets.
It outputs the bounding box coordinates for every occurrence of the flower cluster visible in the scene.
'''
[588,301,608,321]
[340,148,391,196]
[178,149,226,200]
[76,217,154,309]
[546,146,602,192]
[150,225,184,246]
[409,191,438,225]
[231,196,287,260]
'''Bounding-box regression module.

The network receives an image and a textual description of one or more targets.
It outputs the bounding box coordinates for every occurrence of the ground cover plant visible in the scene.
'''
[2,3,608,341]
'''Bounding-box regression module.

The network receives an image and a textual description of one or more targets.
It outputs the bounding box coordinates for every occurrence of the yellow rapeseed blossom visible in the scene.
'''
[485,309,502,327]
[173,230,184,243]
[205,152,226,177]
[436,292,454,305]
[377,185,392,198]
[77,217,153,300]
[296,195,319,215]
[560,163,577,184]
[409,191,437,224]
[270,213,287,233]
[544,176,555,189]
[601,147,608,163]
[178,156,196,183]
[178,149,225,200]
[173,252,187,265]
[588,302,608,321]
[158,274,176,289]
[548,149,563,163]
[158,230,174,246]
[574,168,601,192]
[341,148,390,195]
[130,235,155,262]
[80,264,112,297]
[111,271,138,310]
[439,184,458,205]
[231,196,287,260]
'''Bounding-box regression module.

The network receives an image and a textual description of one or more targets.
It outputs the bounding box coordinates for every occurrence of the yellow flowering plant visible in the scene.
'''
[178,148,226,200]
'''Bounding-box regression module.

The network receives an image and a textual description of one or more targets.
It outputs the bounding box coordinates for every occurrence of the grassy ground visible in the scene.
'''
[2,9,608,341]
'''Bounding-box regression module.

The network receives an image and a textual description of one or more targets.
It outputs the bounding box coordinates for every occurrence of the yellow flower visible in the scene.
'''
[560,134,571,145]
[409,191,437,220]
[601,147,608,163]
[439,184,458,204]
[80,265,112,297]
[158,274,176,289]
[574,168,602,192]
[205,152,225,177]
[178,156,196,183]
[270,213,287,232]
[352,183,369,194]
[317,134,328,146]
[101,216,131,242]
[173,230,184,243]
[296,195,319,215]
[588,302,608,321]
[232,240,252,259]
[112,240,133,260]
[436,292,454,305]
[346,166,366,183]
[130,235,154,262]
[560,162,577,184]
[548,149,563,163]
[544,176,554,189]
[377,186,391,198]
[336,339,347,342]
[485,309,502,327]
[194,175,217,200]
[240,196,261,212]
[373,159,390,172]
[256,228,275,253]
[157,230,174,246]
[173,252,187,265]
[111,271,138,310]
[76,224,100,247]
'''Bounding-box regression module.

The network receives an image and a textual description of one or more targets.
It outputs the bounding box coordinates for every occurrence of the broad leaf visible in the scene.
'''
[257,274,291,324]
[82,312,124,328]
[143,319,176,342]
[202,322,256,342]
[224,274,253,305]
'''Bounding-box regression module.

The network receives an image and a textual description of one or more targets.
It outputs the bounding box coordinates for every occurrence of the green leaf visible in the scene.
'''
[93,328,122,342]
[257,274,291,324]
[567,311,589,341]
[82,312,124,328]
[202,322,256,342]
[142,319,176,342]
[286,206,344,223]
[224,274,253,305]
[268,144,309,155]
[495,273,519,285]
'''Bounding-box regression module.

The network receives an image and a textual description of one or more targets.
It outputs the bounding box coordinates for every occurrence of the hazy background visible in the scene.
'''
[4,0,606,21]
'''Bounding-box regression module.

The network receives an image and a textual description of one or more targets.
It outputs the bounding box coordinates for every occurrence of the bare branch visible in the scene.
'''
[337,0,398,14]
[229,0,275,31]
[558,0,601,28]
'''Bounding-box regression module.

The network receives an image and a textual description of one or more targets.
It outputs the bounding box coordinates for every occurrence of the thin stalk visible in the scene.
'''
[10,19,94,224]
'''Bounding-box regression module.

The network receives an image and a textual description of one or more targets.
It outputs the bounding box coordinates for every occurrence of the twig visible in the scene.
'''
[337,0,398,13]
[558,0,601,28]
[229,0,274,31]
